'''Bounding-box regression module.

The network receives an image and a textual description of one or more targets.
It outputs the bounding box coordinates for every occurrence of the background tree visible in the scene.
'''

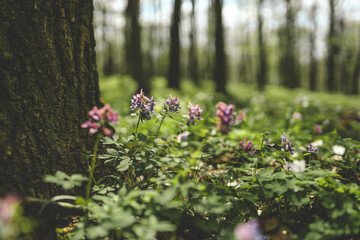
[351,26,360,95]
[125,0,149,92]
[188,0,199,86]
[256,0,267,91]
[278,0,300,89]
[214,0,227,93]
[326,0,339,92]
[168,0,182,89]
[0,0,100,198]
[308,3,318,91]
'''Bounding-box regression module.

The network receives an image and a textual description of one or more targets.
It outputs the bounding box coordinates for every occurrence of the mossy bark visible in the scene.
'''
[0,0,100,198]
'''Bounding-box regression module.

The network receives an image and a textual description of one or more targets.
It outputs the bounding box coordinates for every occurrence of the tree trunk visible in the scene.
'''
[168,0,182,90]
[0,0,100,198]
[351,27,360,95]
[214,0,227,93]
[309,3,318,91]
[279,0,299,89]
[257,0,267,91]
[125,0,149,93]
[327,0,338,92]
[188,0,199,86]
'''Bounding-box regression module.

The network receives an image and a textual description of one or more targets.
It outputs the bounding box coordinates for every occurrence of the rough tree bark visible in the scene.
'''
[168,0,182,90]
[0,0,100,198]
[214,0,227,93]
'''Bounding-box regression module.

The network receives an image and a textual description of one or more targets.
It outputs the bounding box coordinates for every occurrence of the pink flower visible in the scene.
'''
[292,112,302,120]
[239,138,256,154]
[315,124,322,134]
[82,104,119,136]
[216,102,237,134]
[177,131,190,143]
[0,193,21,223]
[234,220,265,240]
[187,102,203,124]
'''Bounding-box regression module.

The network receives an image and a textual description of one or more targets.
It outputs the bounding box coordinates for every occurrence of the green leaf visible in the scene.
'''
[117,158,132,172]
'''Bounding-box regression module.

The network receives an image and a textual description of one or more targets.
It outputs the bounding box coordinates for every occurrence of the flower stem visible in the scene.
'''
[86,134,100,201]
[156,110,167,137]
[135,116,141,134]
[254,133,265,175]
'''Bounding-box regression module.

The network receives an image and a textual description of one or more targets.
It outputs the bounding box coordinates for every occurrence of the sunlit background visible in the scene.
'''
[93,0,360,93]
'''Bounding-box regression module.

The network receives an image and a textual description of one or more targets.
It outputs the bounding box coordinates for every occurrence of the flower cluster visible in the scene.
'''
[165,94,181,113]
[130,89,157,120]
[234,220,265,240]
[187,102,203,124]
[281,133,295,155]
[81,104,119,136]
[216,102,237,134]
[239,138,256,154]
[306,143,319,153]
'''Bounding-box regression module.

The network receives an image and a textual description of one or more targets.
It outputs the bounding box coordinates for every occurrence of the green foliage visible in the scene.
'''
[41,76,360,239]
[43,171,87,190]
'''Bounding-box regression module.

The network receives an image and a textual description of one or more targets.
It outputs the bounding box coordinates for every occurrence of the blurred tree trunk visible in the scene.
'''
[278,0,299,89]
[168,0,182,89]
[256,0,267,91]
[326,0,339,92]
[101,3,115,76]
[214,0,227,93]
[125,0,149,93]
[0,0,100,198]
[189,0,199,86]
[308,3,318,91]
[352,27,360,95]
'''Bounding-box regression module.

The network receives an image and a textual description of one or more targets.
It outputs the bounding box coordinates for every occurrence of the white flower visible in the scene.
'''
[311,139,323,147]
[332,145,345,155]
[292,160,306,173]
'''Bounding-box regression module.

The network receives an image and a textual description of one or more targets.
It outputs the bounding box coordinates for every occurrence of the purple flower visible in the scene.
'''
[234,220,265,240]
[187,102,203,124]
[315,124,322,134]
[281,133,295,155]
[131,89,157,120]
[239,138,256,154]
[165,94,181,113]
[81,104,119,136]
[130,88,145,110]
[216,102,237,134]
[177,131,190,143]
[306,144,319,153]
[283,158,293,171]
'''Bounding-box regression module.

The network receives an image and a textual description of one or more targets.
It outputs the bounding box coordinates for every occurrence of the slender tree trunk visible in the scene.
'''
[257,0,267,91]
[279,0,299,89]
[0,0,100,198]
[168,0,182,89]
[309,3,318,91]
[189,0,199,86]
[327,0,337,92]
[351,27,360,95]
[214,0,227,93]
[125,0,149,93]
